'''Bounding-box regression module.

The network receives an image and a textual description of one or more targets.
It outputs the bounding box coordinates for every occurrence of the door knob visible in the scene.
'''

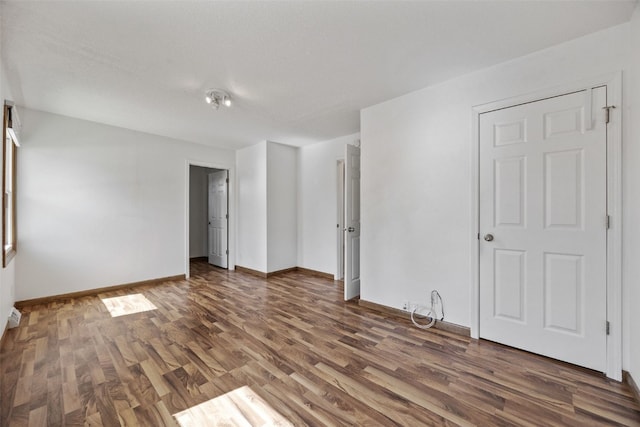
[347,227,355,232]
[484,234,494,242]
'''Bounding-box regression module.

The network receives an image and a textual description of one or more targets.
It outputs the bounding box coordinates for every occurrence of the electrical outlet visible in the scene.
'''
[8,307,21,329]
[403,302,417,312]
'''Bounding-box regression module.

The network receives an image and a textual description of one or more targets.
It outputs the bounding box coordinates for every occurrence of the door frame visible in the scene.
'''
[469,72,622,380]
[336,159,345,281]
[185,160,236,278]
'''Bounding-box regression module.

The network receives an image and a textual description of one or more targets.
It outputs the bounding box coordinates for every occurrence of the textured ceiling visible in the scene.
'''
[1,1,636,149]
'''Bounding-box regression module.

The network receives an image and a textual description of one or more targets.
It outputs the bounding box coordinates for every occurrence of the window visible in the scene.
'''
[2,102,18,267]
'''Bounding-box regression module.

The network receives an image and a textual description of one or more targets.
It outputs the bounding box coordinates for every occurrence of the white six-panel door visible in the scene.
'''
[479,87,607,372]
[208,170,228,268]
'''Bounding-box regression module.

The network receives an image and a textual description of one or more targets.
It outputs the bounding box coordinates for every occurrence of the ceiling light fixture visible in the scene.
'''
[205,89,232,110]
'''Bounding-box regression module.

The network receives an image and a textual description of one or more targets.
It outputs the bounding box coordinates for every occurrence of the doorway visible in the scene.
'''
[188,164,231,273]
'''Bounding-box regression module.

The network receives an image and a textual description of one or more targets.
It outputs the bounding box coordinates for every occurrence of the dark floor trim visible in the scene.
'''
[16,264,334,309]
[235,265,268,278]
[624,371,640,405]
[359,299,471,337]
[267,267,298,277]
[15,274,186,308]
[295,267,334,280]
[189,256,208,262]
[234,265,334,279]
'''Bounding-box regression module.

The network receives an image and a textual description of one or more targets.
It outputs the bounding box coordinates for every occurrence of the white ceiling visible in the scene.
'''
[1,1,636,150]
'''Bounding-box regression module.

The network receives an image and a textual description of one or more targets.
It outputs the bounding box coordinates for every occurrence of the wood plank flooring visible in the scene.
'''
[1,260,639,426]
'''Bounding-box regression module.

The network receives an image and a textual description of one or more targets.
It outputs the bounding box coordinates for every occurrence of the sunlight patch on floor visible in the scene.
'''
[101,294,158,317]
[173,385,293,427]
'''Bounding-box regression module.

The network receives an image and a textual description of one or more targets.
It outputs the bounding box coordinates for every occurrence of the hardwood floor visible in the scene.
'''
[1,260,639,426]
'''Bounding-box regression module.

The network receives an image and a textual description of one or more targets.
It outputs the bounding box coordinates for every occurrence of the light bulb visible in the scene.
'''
[205,94,213,104]
[223,96,231,107]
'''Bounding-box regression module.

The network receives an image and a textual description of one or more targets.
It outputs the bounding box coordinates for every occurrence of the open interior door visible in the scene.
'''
[208,170,228,268]
[344,144,361,300]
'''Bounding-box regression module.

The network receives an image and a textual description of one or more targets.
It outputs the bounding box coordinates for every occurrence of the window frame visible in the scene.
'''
[2,102,17,267]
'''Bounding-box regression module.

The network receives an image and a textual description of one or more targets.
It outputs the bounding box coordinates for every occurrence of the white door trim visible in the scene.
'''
[185,160,236,278]
[469,72,622,380]
[336,159,345,281]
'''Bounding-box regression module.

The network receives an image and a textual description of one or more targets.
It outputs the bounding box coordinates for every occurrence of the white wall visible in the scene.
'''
[236,141,268,272]
[360,23,630,341]
[267,142,298,272]
[189,165,218,258]
[236,140,299,273]
[0,1,17,339]
[625,4,640,386]
[16,109,235,301]
[297,133,359,275]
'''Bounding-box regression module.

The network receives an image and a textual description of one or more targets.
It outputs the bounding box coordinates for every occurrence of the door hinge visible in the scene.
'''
[606,321,610,335]
[226,249,229,255]
[477,233,480,240]
[606,215,611,229]
[603,105,616,124]
[226,213,228,219]
[226,178,229,183]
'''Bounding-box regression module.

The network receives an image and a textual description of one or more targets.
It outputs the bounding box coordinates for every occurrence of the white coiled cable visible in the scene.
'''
[410,290,444,329]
